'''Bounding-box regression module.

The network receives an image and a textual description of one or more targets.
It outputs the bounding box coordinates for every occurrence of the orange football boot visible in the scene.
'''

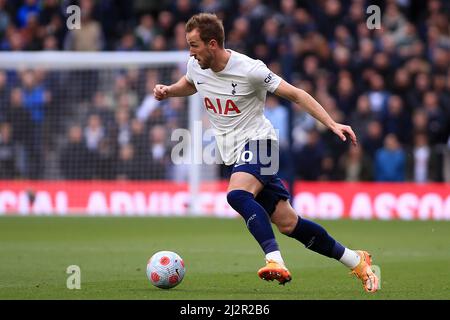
[257,260,292,285]
[351,250,379,293]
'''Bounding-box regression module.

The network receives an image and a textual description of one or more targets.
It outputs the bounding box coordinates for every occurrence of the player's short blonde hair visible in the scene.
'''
[185,13,224,48]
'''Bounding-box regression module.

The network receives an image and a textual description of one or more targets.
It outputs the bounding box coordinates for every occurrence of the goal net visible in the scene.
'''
[0,51,227,216]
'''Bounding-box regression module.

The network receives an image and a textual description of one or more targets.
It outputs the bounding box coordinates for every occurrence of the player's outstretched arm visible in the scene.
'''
[153,76,197,101]
[274,79,357,146]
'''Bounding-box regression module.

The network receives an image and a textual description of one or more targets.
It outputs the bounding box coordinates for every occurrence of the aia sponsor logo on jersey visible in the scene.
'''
[204,97,241,115]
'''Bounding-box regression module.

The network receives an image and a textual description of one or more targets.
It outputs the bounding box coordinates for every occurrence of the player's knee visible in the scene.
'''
[227,189,253,211]
[272,203,298,235]
[276,219,297,235]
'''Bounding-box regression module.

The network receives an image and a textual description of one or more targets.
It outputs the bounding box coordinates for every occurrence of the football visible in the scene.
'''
[146,251,185,289]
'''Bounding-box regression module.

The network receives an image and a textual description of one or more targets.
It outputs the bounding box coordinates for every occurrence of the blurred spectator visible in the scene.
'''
[383,2,408,45]
[291,110,316,149]
[318,154,339,181]
[170,0,198,25]
[135,14,157,49]
[143,125,169,180]
[332,73,357,116]
[163,97,188,130]
[366,73,390,115]
[199,0,223,14]
[20,10,41,50]
[112,107,132,150]
[408,72,431,110]
[406,132,440,183]
[0,122,17,178]
[362,120,384,160]
[21,70,48,125]
[0,70,9,120]
[295,129,325,181]
[320,102,348,162]
[63,1,104,51]
[130,118,147,151]
[173,21,189,50]
[5,88,33,177]
[391,68,413,111]
[381,95,411,144]
[264,95,289,147]
[317,0,343,41]
[42,34,58,50]
[354,38,375,76]
[116,143,138,180]
[116,31,138,51]
[349,94,377,142]
[105,75,138,111]
[129,118,148,179]
[264,94,293,190]
[444,137,450,182]
[150,34,168,51]
[226,16,250,53]
[16,0,40,28]
[0,0,448,182]
[0,0,10,39]
[331,46,352,75]
[95,138,115,179]
[375,133,406,182]
[39,0,61,26]
[421,91,448,144]
[6,88,32,141]
[293,7,316,35]
[84,114,104,152]
[156,11,175,39]
[41,10,65,49]
[411,109,429,136]
[136,75,161,123]
[60,124,92,179]
[331,24,355,51]
[88,91,115,134]
[21,70,50,178]
[338,144,373,182]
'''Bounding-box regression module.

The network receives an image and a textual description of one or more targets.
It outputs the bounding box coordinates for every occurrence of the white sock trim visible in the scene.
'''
[339,248,361,269]
[265,251,285,266]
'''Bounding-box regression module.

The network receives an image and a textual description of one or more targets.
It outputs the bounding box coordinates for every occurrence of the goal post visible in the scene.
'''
[0,51,208,216]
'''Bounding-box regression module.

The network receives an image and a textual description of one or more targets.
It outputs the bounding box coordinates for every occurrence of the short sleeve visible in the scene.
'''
[185,57,195,84]
[248,60,282,93]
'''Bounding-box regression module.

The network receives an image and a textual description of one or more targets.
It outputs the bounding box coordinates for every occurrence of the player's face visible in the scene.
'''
[186,29,214,69]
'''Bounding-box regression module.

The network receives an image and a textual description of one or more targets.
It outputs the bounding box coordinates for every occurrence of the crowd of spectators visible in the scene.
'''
[0,0,449,183]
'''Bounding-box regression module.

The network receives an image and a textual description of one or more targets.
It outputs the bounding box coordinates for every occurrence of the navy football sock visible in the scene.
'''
[288,217,345,260]
[227,190,279,254]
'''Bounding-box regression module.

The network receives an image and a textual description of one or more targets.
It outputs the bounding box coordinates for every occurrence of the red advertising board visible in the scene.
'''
[0,181,449,220]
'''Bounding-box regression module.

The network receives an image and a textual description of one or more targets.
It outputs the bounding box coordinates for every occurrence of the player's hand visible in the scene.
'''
[331,123,358,146]
[153,84,170,101]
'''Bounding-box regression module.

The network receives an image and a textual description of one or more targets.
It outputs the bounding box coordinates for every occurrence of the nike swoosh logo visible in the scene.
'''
[196,81,204,85]
[234,163,246,167]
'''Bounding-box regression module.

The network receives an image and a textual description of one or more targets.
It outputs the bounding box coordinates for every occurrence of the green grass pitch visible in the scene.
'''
[0,216,449,300]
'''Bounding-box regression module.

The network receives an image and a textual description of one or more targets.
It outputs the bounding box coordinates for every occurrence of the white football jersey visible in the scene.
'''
[185,49,282,165]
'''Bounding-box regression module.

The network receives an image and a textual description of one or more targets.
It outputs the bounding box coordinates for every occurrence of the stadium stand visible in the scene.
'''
[0,0,449,182]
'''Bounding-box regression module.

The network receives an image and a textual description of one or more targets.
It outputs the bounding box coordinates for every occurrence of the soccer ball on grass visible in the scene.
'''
[146,251,185,289]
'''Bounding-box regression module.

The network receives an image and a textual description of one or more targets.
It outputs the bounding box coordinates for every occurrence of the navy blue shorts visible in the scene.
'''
[229,140,291,215]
